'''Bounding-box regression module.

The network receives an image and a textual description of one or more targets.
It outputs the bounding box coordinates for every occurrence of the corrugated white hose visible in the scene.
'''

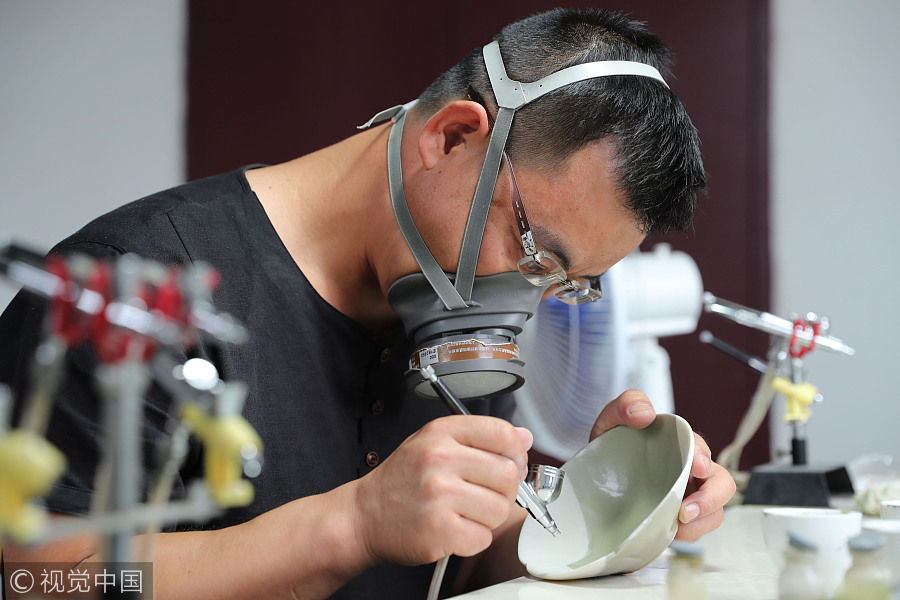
[717,366,778,483]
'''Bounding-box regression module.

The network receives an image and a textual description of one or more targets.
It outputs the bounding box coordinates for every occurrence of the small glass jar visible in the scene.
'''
[778,531,828,600]
[833,532,893,600]
[667,541,708,600]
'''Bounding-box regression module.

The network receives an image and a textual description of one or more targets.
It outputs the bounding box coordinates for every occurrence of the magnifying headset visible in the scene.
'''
[359,41,668,401]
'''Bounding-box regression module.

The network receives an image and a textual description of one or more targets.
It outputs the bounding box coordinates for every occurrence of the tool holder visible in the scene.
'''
[700,293,855,506]
[0,240,260,563]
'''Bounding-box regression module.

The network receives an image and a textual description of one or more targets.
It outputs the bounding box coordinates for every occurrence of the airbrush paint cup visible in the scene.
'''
[526,464,565,503]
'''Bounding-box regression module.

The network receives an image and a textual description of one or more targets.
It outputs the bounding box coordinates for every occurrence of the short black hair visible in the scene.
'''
[415,8,706,234]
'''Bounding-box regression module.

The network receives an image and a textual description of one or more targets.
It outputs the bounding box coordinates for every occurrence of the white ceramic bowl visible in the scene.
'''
[518,413,694,579]
[761,507,862,596]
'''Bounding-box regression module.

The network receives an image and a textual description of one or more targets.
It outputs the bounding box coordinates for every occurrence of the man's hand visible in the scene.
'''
[589,390,736,541]
[351,415,533,566]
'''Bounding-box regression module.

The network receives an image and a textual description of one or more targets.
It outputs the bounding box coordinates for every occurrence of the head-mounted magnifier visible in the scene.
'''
[359,42,667,400]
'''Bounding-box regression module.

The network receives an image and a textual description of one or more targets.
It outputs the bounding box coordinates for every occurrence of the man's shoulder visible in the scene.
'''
[55,166,261,263]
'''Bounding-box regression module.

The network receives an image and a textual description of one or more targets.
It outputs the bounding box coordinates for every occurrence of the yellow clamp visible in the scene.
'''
[773,377,819,424]
[181,403,262,507]
[0,430,66,543]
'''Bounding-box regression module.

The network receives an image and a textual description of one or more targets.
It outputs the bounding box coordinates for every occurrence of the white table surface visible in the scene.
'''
[449,505,780,599]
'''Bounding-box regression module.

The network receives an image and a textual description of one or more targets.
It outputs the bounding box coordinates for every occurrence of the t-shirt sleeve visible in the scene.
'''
[0,241,198,516]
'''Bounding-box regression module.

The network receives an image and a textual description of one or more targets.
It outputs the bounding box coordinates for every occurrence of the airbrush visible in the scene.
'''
[420,365,564,535]
[420,364,564,600]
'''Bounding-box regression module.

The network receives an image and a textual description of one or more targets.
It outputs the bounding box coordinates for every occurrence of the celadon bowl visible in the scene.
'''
[518,413,694,580]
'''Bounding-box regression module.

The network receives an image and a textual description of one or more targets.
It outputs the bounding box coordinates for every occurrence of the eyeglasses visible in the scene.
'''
[503,152,603,304]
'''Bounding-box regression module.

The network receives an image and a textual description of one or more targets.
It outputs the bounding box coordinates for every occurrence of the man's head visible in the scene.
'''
[375,8,706,397]
[414,8,706,235]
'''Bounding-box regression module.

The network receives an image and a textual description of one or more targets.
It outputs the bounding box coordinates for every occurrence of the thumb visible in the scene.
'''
[590,389,656,441]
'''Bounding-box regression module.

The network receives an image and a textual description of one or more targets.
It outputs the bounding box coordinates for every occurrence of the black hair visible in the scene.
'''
[415,8,706,233]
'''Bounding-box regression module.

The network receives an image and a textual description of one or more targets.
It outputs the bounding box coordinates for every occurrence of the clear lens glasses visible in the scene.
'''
[505,154,602,305]
[517,252,602,304]
[554,280,601,304]
[517,250,566,286]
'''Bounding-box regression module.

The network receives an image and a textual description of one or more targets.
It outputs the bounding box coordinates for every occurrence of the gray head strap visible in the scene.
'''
[359,43,667,309]
[356,103,409,130]
[453,41,668,300]
[358,101,469,309]
[387,108,470,309]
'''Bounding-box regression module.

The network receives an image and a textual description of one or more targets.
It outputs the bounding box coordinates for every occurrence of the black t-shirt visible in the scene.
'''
[0,166,514,598]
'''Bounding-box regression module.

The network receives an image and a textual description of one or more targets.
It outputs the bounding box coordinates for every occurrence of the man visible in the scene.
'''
[1,8,735,599]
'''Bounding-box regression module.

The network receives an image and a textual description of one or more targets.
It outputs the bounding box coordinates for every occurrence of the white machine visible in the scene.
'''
[514,244,704,461]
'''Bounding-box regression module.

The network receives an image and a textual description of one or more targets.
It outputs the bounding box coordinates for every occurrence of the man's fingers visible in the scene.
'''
[515,427,534,452]
[452,445,527,499]
[590,389,656,440]
[689,432,713,479]
[429,415,530,459]
[678,462,736,525]
[693,432,711,458]
[691,447,712,479]
[675,508,724,542]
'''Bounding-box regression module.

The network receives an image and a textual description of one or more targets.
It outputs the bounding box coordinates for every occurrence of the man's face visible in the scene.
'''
[398,136,646,300]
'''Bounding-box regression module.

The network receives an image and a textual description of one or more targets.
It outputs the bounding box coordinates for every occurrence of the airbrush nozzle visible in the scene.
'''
[420,365,563,536]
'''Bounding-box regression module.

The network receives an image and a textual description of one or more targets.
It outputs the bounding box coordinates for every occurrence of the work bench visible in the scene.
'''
[450,505,779,599]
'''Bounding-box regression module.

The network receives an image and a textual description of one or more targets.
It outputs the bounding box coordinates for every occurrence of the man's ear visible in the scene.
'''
[418,101,491,170]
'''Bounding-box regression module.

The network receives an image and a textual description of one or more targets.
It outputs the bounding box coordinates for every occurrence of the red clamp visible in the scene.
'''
[46,256,90,347]
[789,318,821,358]
[153,268,185,321]
[85,261,136,364]
[45,255,219,362]
[149,267,188,350]
[91,265,188,364]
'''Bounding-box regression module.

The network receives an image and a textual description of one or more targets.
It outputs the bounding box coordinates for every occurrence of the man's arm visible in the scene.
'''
[4,415,532,599]
[4,483,374,599]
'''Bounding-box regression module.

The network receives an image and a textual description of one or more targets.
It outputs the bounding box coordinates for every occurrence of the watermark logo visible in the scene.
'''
[8,569,34,594]
[4,562,152,598]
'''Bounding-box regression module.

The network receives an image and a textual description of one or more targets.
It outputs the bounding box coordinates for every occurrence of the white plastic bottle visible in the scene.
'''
[833,532,893,600]
[667,541,708,600]
[778,531,828,600]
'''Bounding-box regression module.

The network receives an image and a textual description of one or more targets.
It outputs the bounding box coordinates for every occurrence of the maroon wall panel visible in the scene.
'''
[188,0,771,468]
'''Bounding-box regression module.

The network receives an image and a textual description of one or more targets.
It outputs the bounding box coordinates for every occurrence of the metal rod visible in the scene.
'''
[702,293,855,356]
[698,331,767,374]
[421,366,470,416]
[36,483,220,543]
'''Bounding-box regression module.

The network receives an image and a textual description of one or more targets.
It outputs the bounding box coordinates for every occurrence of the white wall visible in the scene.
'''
[770,0,900,466]
[0,1,186,309]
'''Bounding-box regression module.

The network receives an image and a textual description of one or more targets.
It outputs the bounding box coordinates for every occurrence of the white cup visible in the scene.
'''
[761,507,862,596]
[862,519,900,582]
[881,500,900,520]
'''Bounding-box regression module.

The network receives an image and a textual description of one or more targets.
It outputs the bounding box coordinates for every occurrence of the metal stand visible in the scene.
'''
[701,294,855,507]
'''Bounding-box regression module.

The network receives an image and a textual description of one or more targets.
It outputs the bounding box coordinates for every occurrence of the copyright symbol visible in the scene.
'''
[9,569,35,593]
